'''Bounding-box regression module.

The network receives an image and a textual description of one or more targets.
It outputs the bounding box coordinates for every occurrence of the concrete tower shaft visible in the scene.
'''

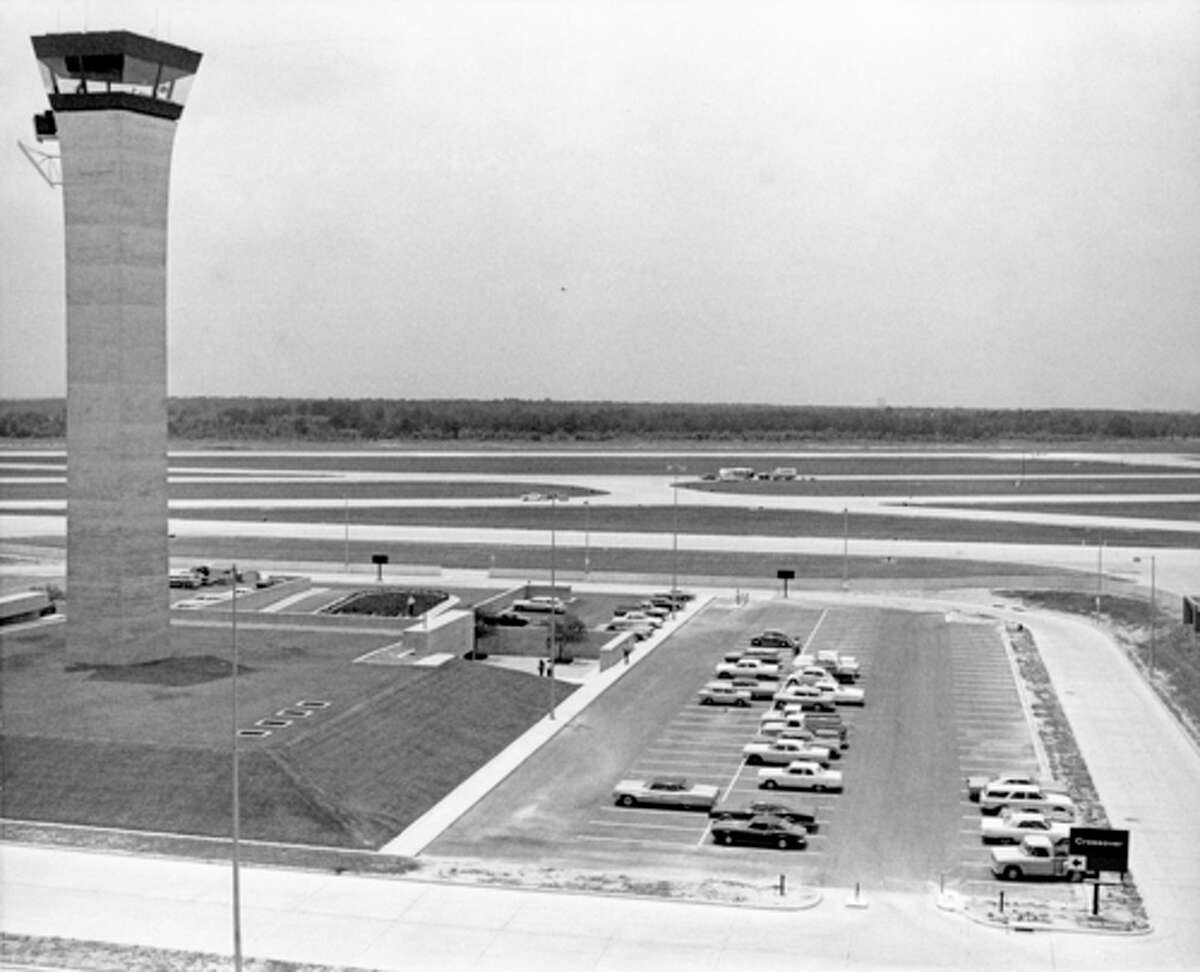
[32,31,201,665]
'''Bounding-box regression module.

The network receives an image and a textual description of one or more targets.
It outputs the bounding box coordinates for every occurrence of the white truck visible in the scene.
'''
[990,835,1094,881]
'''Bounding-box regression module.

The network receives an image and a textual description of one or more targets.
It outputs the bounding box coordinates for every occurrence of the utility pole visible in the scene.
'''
[842,507,849,589]
[1149,555,1157,678]
[583,499,590,577]
[548,495,557,720]
[230,567,243,972]
[667,465,686,615]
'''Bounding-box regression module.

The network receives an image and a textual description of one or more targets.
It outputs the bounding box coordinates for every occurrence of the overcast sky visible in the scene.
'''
[2,0,1198,409]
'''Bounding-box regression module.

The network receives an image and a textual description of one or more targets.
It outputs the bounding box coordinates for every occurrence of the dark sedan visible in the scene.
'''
[710,815,808,850]
[709,798,819,833]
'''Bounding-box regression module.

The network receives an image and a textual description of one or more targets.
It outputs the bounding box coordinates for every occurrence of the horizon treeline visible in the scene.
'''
[1,398,1198,442]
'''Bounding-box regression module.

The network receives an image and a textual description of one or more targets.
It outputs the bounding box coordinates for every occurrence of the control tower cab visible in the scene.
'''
[32,30,201,129]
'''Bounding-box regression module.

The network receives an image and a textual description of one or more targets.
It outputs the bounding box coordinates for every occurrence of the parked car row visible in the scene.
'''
[612,627,866,853]
[966,772,1088,881]
[604,591,693,639]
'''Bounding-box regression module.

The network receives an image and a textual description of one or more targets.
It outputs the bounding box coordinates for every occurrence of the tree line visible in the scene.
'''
[1,397,1197,442]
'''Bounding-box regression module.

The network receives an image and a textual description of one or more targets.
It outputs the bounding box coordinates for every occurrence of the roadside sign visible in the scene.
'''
[1068,827,1130,874]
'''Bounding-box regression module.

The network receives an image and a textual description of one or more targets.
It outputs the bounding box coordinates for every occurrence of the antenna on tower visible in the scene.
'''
[17,140,62,188]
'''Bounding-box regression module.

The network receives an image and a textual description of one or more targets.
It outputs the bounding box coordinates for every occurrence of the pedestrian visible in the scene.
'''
[622,645,630,665]
[537,658,545,677]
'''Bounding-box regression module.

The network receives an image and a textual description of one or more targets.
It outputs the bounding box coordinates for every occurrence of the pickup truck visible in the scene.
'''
[990,835,1094,881]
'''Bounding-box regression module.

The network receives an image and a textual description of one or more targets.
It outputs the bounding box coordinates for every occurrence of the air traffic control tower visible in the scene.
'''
[31,31,202,665]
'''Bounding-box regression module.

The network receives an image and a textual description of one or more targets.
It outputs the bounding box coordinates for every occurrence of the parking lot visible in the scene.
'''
[428,597,1054,893]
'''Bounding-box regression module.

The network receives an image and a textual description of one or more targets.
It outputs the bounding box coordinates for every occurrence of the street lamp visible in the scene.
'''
[842,507,849,589]
[547,494,559,720]
[667,465,686,613]
[1135,554,1157,678]
[230,566,243,972]
[583,499,591,578]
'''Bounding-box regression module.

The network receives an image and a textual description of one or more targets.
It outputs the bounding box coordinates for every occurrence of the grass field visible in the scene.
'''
[0,621,576,848]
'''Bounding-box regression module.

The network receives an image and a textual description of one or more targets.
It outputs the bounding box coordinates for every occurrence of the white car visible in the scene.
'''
[966,773,1070,803]
[743,737,832,766]
[789,665,832,683]
[615,610,663,629]
[698,682,752,707]
[512,596,566,614]
[772,684,836,712]
[978,783,1077,818]
[605,616,656,639]
[757,760,843,793]
[715,658,781,679]
[812,678,865,706]
[981,808,1072,845]
[770,724,844,755]
[783,673,859,697]
[613,777,719,810]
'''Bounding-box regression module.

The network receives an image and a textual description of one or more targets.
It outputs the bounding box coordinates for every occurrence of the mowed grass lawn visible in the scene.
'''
[0,621,574,848]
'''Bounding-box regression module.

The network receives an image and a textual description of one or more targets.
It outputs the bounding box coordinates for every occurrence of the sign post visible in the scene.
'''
[777,568,795,599]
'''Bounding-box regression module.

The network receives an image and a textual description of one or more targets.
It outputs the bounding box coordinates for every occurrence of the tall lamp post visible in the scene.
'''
[230,567,243,972]
[1135,554,1157,678]
[667,465,686,613]
[1149,554,1157,678]
[583,500,591,578]
[841,507,849,589]
[547,494,558,720]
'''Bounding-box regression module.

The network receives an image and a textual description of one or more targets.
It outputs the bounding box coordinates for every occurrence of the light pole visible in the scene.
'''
[841,507,849,589]
[230,566,243,972]
[667,465,686,612]
[547,494,558,720]
[343,492,350,572]
[583,500,591,578]
[1133,554,1158,678]
[1095,538,1105,617]
[1135,554,1157,677]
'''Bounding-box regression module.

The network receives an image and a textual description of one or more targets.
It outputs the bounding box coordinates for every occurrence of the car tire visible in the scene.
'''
[746,755,761,765]
[1002,865,1022,881]
[700,697,712,705]
[721,833,734,846]
[777,837,789,850]
[751,638,762,646]
[618,795,636,807]
[736,699,748,707]
[762,779,778,790]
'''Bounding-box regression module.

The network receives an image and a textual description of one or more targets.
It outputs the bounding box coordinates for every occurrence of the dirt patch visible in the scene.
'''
[421,856,818,909]
[65,654,252,686]
[0,934,372,972]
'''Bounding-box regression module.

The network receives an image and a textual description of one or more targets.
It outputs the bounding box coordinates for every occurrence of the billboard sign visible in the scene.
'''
[1068,827,1130,873]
